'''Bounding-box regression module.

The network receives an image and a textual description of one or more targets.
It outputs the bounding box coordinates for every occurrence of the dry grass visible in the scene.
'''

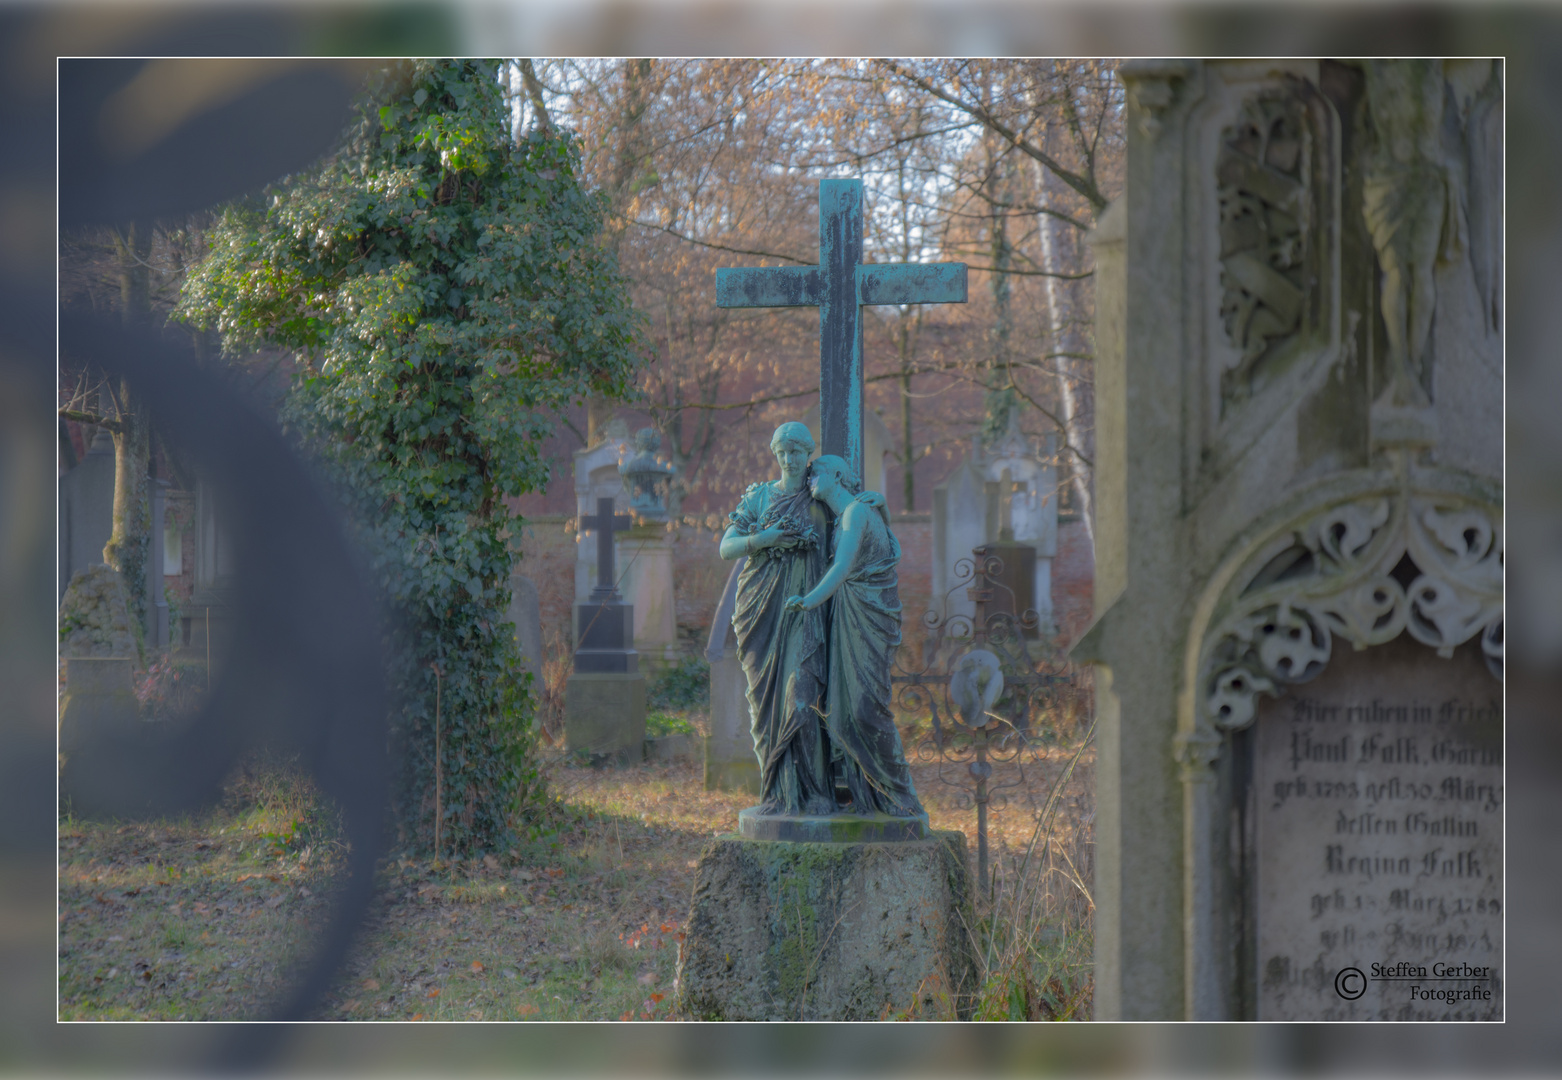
[57,727,1094,1022]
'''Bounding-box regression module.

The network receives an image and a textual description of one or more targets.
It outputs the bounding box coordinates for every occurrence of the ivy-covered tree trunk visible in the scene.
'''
[177,60,645,855]
[102,223,153,649]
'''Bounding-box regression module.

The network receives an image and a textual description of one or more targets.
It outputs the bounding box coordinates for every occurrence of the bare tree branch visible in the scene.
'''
[59,408,124,432]
[876,60,1107,214]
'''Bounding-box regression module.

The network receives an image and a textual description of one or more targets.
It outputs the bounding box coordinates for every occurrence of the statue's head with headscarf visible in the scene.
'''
[769,421,815,456]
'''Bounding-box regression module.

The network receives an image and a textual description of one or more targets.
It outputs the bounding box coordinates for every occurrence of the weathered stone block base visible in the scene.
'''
[675,833,977,1020]
[564,671,646,764]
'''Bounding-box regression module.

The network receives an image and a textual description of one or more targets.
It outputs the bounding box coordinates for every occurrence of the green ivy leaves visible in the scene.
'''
[175,60,647,855]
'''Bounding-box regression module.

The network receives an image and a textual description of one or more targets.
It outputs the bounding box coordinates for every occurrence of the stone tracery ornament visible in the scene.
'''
[1216,86,1316,406]
[1201,487,1502,732]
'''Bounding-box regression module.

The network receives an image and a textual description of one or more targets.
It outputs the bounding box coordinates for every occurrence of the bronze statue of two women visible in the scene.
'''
[719,421,924,822]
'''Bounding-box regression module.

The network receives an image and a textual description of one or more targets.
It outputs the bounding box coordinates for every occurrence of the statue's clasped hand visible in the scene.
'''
[783,594,808,614]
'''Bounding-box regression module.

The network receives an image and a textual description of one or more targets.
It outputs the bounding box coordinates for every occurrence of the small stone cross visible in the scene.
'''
[716,178,967,479]
[581,496,633,601]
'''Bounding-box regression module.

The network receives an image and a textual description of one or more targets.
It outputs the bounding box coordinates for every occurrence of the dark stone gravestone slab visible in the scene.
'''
[1255,636,1501,1020]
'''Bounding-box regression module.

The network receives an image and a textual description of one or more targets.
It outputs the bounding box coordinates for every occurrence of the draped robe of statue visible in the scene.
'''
[821,504,923,817]
[728,481,834,813]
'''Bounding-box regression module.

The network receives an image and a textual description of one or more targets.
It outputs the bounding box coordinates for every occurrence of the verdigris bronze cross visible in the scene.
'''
[716,178,967,479]
[581,496,632,601]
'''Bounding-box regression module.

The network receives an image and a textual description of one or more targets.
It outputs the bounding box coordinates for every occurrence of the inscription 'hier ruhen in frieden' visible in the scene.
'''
[1255,639,1502,1021]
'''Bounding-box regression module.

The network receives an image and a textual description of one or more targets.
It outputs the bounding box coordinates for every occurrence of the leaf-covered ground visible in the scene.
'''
[58,744,1093,1022]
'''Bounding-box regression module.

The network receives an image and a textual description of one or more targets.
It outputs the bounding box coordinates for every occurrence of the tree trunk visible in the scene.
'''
[102,223,153,646]
[1033,159,1095,552]
[982,147,1016,446]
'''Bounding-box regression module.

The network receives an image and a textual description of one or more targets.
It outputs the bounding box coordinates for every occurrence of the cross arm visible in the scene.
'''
[857,262,968,307]
[715,266,822,309]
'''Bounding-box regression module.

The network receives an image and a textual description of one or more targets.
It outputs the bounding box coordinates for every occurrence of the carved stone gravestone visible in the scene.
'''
[57,424,115,601]
[931,424,1058,633]
[564,498,645,764]
[617,428,680,667]
[571,423,630,643]
[703,561,760,794]
[58,564,142,798]
[506,572,543,715]
[1079,59,1503,1020]
[1254,636,1501,1019]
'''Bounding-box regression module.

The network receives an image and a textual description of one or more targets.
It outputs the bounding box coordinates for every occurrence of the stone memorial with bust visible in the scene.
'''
[675,179,978,1020]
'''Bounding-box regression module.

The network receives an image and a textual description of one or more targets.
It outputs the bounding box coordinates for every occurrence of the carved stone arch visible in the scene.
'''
[1172,464,1502,1019]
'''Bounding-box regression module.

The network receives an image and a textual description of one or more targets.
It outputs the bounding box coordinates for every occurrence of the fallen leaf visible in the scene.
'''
[339,998,358,1012]
[649,992,664,1004]
[410,1013,424,1021]
[362,978,381,991]
[544,867,564,878]
[299,886,312,898]
[427,988,440,998]
[636,972,657,986]
[483,854,499,871]
[470,961,484,973]
[517,1003,539,1017]
[265,895,284,909]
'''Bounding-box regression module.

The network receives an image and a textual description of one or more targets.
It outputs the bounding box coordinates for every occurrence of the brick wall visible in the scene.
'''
[511,508,1095,652]
[1051,518,1096,646]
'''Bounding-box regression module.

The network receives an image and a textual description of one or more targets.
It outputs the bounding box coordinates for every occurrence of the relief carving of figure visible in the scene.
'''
[1362,59,1468,408]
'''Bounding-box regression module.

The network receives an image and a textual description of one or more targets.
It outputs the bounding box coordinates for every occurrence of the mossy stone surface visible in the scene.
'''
[675,831,976,1020]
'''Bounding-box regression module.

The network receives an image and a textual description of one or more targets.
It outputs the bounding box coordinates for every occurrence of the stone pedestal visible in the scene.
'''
[564,672,646,764]
[59,658,141,799]
[618,526,679,667]
[737,808,930,842]
[676,832,976,1020]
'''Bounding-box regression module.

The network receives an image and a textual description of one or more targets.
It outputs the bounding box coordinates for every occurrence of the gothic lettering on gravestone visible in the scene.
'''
[1255,636,1501,1020]
[716,178,967,481]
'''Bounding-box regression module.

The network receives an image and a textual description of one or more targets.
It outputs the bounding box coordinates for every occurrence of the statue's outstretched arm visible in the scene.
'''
[785,504,866,612]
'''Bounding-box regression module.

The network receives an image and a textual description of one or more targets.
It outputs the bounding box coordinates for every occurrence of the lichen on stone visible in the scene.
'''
[59,564,138,659]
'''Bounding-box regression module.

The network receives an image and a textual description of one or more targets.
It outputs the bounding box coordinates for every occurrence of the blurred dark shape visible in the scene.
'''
[58,58,373,231]
[52,47,398,1056]
[61,308,390,1023]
